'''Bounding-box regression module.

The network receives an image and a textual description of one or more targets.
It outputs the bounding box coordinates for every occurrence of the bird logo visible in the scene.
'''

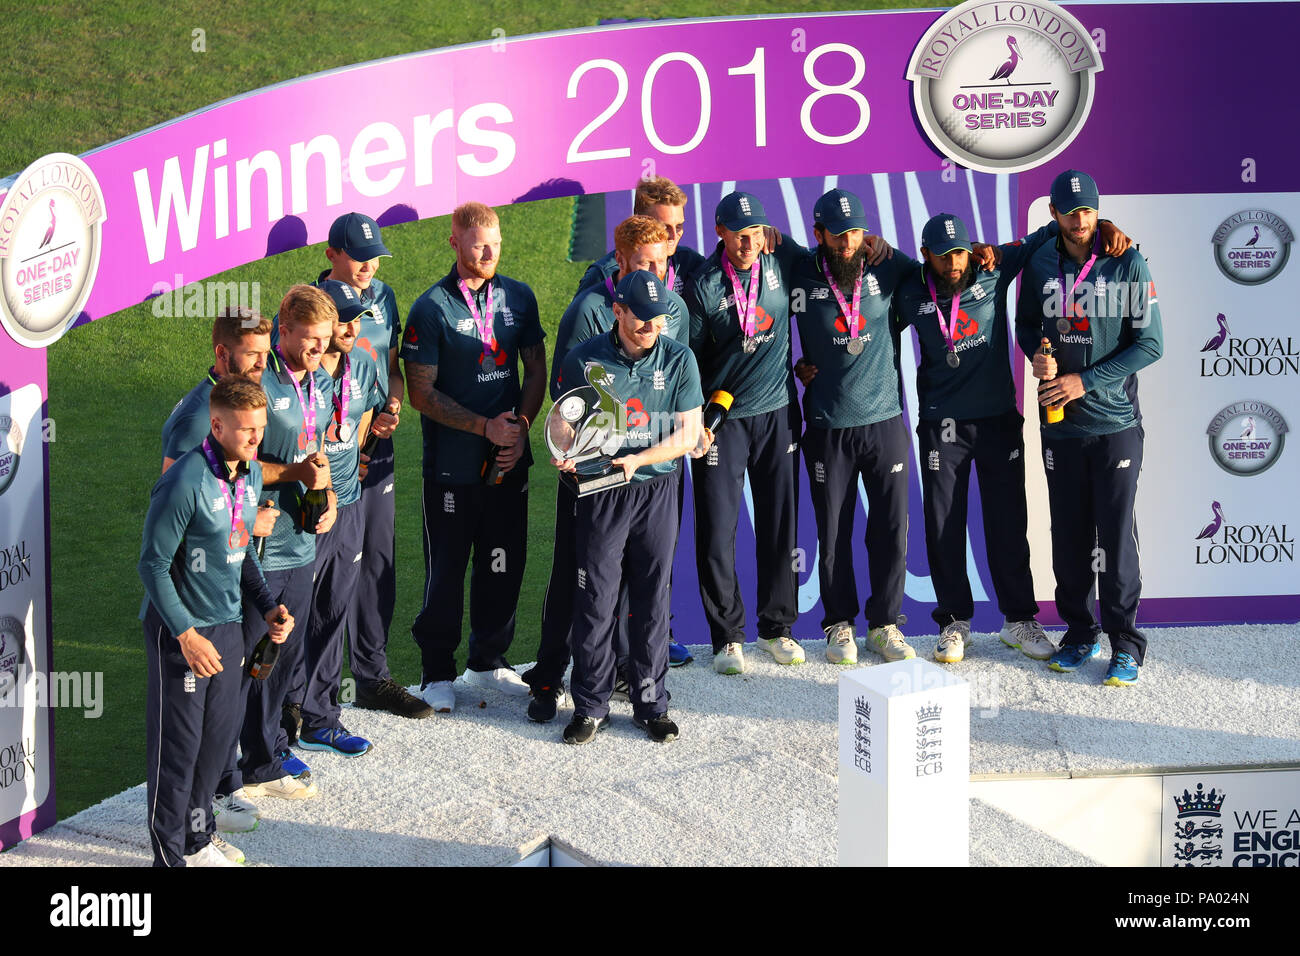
[989,36,1022,84]
[1244,225,1260,248]
[38,198,56,250]
[1200,313,1230,353]
[1195,501,1224,540]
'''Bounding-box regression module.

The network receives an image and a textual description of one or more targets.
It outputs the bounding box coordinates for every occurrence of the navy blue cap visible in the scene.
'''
[715,192,769,231]
[1049,169,1100,214]
[921,213,973,256]
[327,212,392,261]
[614,270,672,323]
[315,279,375,324]
[813,188,869,235]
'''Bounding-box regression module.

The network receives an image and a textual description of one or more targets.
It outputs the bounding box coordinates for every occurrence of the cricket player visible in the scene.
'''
[554,271,703,744]
[404,202,547,713]
[1015,169,1163,686]
[140,376,294,866]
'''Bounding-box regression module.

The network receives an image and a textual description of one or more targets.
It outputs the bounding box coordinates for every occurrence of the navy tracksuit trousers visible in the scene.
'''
[302,501,363,735]
[691,404,801,651]
[917,410,1038,628]
[570,474,677,720]
[144,605,242,867]
[803,415,910,632]
[239,563,313,785]
[349,436,397,690]
[412,477,528,685]
[1041,425,1147,662]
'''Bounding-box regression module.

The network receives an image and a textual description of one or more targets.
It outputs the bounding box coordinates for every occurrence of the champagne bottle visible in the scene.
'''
[702,390,734,434]
[358,429,380,480]
[482,413,518,486]
[249,612,287,681]
[1039,339,1065,424]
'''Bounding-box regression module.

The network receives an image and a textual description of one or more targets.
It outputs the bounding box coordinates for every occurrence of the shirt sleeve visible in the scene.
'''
[673,348,705,412]
[1014,273,1048,360]
[772,233,812,284]
[517,283,545,350]
[1078,256,1164,392]
[161,400,208,464]
[998,222,1059,278]
[401,296,442,368]
[137,470,198,638]
[380,283,401,353]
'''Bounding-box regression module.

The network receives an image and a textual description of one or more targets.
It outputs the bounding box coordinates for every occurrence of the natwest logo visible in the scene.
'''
[906,0,1103,174]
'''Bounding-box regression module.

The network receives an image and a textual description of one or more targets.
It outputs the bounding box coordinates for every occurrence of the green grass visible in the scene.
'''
[0,0,948,820]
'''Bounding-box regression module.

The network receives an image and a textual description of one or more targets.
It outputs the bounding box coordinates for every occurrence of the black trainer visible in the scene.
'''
[355,678,435,718]
[634,713,679,743]
[562,714,608,745]
[527,682,566,723]
[611,673,630,702]
[281,702,303,747]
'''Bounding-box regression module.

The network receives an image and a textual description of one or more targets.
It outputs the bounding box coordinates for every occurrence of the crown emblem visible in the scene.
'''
[916,703,942,723]
[1174,783,1225,818]
[854,696,871,720]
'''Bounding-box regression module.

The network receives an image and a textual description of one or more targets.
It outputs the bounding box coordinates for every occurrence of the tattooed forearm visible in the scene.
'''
[404,361,486,436]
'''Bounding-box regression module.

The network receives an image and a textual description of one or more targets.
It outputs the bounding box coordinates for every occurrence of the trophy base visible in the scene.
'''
[562,467,631,497]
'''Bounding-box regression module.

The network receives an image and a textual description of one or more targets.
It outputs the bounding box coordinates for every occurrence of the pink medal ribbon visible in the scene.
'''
[458,277,495,365]
[274,346,318,450]
[925,272,963,368]
[822,258,863,341]
[332,353,353,443]
[1055,231,1100,334]
[721,256,761,346]
[201,436,248,551]
[666,260,677,292]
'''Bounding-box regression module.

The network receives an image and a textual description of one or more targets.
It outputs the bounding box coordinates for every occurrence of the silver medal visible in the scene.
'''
[481,352,495,371]
[946,351,960,369]
[846,337,864,356]
[742,337,757,354]
[228,529,243,550]
[1056,317,1071,334]
[338,420,354,443]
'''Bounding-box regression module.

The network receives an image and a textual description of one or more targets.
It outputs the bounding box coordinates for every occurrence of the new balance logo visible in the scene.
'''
[457,319,474,333]
[442,491,455,513]
[272,397,291,411]
[1117,459,1131,469]
[787,443,799,454]
[577,568,587,590]
[890,462,904,474]
[1008,449,1020,461]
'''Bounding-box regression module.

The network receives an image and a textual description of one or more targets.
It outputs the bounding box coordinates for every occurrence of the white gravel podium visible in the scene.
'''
[839,659,970,866]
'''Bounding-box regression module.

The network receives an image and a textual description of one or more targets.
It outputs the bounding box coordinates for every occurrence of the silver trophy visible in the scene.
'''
[545,361,634,496]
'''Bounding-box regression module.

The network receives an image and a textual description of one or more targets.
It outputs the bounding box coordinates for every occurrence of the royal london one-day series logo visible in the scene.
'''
[0,153,107,349]
[1210,210,1293,286]
[906,0,1103,175]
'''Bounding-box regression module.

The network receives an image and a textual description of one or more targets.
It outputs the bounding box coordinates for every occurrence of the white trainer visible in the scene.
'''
[934,620,971,664]
[210,834,245,864]
[242,774,319,801]
[463,667,531,696]
[213,793,259,833]
[420,680,456,713]
[1000,619,1056,660]
[825,623,858,665]
[183,842,241,867]
[714,642,746,675]
[867,624,916,662]
[756,636,805,665]
[229,787,261,817]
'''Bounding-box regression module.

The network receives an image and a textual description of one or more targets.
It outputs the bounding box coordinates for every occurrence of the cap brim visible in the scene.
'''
[820,217,869,236]
[343,243,393,260]
[1055,203,1098,215]
[926,240,973,255]
[718,215,770,231]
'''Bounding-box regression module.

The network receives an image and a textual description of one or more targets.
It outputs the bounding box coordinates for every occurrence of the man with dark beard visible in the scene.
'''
[892,211,1129,664]
[790,189,919,665]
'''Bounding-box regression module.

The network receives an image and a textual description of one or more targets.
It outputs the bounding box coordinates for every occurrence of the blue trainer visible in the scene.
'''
[668,639,694,667]
[1104,651,1140,686]
[278,750,312,781]
[299,725,373,757]
[1048,641,1101,672]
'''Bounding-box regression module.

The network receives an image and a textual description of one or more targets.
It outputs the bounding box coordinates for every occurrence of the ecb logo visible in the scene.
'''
[906,0,1103,174]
